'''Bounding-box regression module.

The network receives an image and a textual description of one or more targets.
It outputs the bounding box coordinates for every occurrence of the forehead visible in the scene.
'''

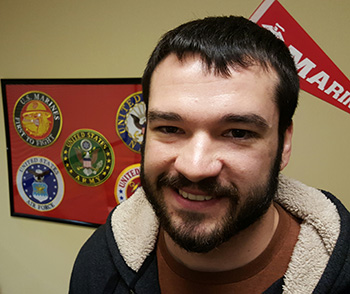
[149,54,279,123]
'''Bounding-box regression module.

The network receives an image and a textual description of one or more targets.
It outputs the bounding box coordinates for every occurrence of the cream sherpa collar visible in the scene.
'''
[111,175,340,293]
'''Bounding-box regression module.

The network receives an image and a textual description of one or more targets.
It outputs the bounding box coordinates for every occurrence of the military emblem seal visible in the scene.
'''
[116,92,145,153]
[62,129,114,186]
[13,91,62,147]
[114,164,141,205]
[16,156,64,211]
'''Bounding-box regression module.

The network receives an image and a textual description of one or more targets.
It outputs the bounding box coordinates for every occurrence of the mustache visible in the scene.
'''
[156,172,239,200]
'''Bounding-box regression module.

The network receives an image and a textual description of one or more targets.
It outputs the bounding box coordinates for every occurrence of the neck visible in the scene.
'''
[163,203,279,272]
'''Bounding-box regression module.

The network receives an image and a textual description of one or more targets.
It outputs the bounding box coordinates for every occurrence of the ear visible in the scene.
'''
[280,122,293,171]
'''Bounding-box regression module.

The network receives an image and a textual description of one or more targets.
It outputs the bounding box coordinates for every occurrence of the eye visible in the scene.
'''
[157,126,183,134]
[223,129,256,139]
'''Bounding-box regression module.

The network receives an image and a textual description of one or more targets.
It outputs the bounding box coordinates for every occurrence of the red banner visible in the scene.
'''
[250,0,350,114]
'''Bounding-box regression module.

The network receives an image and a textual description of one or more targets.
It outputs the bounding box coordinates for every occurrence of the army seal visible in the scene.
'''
[16,156,64,211]
[62,129,114,186]
[114,164,141,205]
[13,91,62,147]
[116,91,145,153]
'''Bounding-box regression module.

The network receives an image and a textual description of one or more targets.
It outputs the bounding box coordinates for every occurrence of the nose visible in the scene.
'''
[174,133,223,183]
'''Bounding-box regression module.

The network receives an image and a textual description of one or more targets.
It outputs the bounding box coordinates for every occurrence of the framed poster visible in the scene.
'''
[2,79,143,227]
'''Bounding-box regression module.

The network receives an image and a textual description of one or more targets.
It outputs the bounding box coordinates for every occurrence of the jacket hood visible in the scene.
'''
[275,176,340,292]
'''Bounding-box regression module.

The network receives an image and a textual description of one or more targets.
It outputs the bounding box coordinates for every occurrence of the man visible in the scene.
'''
[70,16,350,293]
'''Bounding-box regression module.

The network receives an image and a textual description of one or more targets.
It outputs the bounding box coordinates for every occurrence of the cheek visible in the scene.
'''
[143,139,173,176]
[224,145,277,186]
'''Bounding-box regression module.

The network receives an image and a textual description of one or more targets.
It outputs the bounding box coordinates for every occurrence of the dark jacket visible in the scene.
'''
[70,176,350,293]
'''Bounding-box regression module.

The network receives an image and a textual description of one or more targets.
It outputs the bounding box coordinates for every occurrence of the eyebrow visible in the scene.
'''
[221,114,270,130]
[147,110,270,130]
[147,110,182,122]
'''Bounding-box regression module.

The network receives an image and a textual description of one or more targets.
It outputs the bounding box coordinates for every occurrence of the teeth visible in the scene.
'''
[179,190,213,201]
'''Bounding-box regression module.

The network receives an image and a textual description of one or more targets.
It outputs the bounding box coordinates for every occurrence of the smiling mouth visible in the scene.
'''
[178,189,213,201]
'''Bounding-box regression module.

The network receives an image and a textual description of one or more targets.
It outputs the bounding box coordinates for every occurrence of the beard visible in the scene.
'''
[140,139,282,254]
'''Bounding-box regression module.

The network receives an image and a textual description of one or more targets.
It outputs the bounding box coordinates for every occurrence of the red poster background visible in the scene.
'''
[2,79,142,226]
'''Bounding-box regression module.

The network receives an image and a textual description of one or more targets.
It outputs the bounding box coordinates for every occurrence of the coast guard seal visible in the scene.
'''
[62,129,115,186]
[13,91,62,147]
[114,164,141,205]
[116,92,145,153]
[16,156,64,211]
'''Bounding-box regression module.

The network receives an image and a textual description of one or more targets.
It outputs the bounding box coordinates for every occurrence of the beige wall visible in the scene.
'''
[0,0,349,293]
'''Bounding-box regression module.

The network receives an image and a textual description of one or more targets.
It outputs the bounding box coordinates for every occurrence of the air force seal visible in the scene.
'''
[62,129,115,186]
[13,91,62,147]
[114,164,141,205]
[116,92,145,153]
[16,156,64,211]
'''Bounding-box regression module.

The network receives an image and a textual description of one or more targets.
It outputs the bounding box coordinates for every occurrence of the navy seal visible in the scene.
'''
[116,91,145,153]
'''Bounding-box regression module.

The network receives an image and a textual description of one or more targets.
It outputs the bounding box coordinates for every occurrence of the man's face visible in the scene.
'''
[141,54,292,253]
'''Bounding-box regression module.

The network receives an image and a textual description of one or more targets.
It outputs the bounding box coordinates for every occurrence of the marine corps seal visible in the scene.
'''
[13,91,62,147]
[16,156,64,211]
[114,164,141,205]
[62,129,115,186]
[116,92,145,153]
